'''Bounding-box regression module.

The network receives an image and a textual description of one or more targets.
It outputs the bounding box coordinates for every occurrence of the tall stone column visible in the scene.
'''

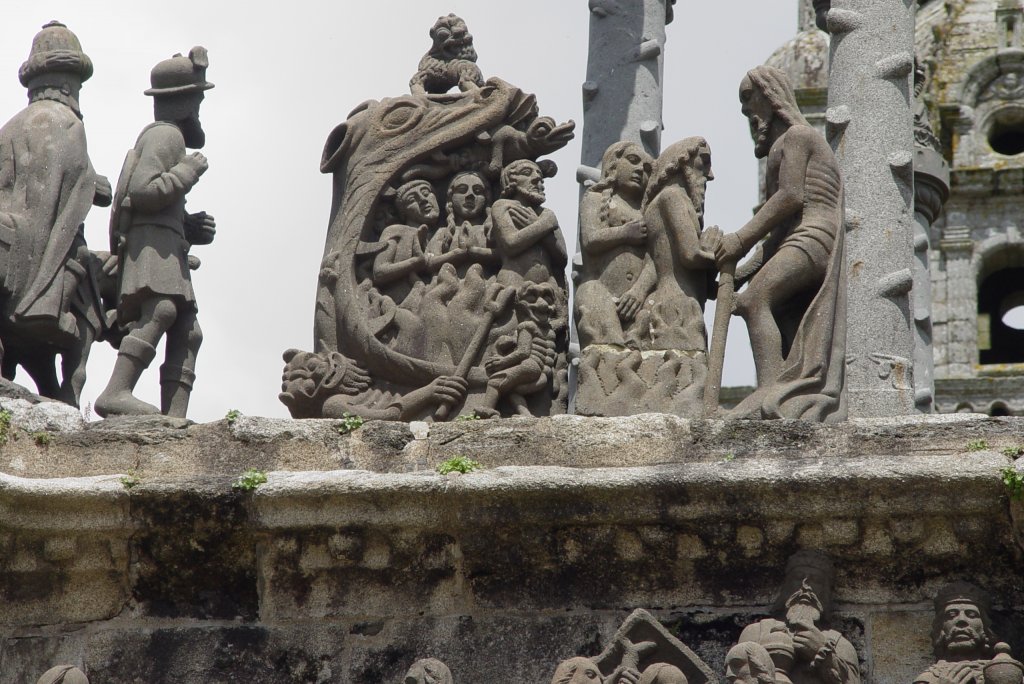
[578,0,673,176]
[912,148,949,412]
[825,0,918,416]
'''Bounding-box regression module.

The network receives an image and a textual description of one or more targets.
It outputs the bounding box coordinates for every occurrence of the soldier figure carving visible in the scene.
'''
[96,47,215,419]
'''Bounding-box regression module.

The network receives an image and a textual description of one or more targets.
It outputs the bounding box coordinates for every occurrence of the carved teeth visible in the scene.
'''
[825,9,863,34]
[875,52,914,80]
[877,268,914,298]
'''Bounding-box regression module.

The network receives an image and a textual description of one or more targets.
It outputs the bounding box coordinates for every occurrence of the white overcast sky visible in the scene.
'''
[0,2,795,421]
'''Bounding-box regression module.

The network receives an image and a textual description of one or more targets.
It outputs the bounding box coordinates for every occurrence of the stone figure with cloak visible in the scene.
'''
[709,65,846,422]
[0,21,114,407]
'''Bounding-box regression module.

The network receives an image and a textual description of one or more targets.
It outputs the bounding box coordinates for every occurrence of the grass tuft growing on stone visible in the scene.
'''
[337,412,364,435]
[966,439,989,452]
[120,469,140,490]
[455,413,480,422]
[233,469,268,492]
[1002,446,1024,458]
[32,431,52,446]
[225,409,241,425]
[1001,465,1024,500]
[437,455,482,475]
[0,409,12,446]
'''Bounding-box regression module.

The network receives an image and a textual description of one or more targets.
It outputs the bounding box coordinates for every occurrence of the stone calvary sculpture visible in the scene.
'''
[95,47,215,419]
[731,551,860,684]
[574,138,721,417]
[280,15,575,421]
[549,609,717,684]
[707,65,845,423]
[0,22,115,408]
[915,582,1024,684]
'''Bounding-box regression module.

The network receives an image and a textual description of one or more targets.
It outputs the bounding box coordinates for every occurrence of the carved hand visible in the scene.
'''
[186,211,217,245]
[184,151,209,177]
[615,291,643,322]
[790,619,828,660]
[508,204,536,228]
[606,666,642,684]
[622,219,648,245]
[430,376,469,407]
[701,225,724,253]
[714,232,745,266]
[93,174,112,207]
[938,662,982,684]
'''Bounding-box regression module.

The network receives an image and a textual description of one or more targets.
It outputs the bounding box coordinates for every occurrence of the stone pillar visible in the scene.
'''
[912,147,949,412]
[940,227,977,379]
[579,0,673,175]
[825,0,917,416]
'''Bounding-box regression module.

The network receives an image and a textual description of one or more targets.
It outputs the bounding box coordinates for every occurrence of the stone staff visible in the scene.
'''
[704,260,735,416]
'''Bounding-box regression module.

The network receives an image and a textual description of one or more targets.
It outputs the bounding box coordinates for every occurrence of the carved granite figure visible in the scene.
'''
[914,582,1024,684]
[0,21,113,407]
[95,47,215,419]
[36,665,89,684]
[735,551,860,684]
[575,141,655,350]
[550,609,716,684]
[283,16,574,421]
[410,14,483,96]
[575,138,719,417]
[711,65,845,422]
[403,657,454,684]
[726,642,777,684]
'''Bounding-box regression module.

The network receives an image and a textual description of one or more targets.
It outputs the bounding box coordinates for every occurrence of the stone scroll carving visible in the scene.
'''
[550,608,717,684]
[0,22,115,408]
[915,582,1024,684]
[574,138,720,417]
[281,15,575,422]
[732,551,860,684]
[708,65,845,422]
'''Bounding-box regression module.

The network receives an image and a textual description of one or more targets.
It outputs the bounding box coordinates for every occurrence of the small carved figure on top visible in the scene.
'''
[915,582,1023,684]
[735,551,860,684]
[707,65,845,422]
[410,14,484,96]
[95,47,215,419]
[0,21,114,407]
[403,657,454,684]
[37,665,89,684]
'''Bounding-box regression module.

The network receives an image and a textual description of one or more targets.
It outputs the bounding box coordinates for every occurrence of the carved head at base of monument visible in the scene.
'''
[279,348,371,419]
[931,582,997,662]
[725,642,776,684]
[551,656,602,684]
[36,665,89,684]
[403,657,453,684]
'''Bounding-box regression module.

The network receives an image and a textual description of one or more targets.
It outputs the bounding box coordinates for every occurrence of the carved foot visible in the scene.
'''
[94,390,161,418]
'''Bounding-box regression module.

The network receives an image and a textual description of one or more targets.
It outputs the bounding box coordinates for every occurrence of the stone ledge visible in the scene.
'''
[0,411,1018,479]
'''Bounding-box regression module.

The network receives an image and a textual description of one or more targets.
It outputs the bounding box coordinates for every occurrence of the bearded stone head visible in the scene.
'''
[931,582,998,662]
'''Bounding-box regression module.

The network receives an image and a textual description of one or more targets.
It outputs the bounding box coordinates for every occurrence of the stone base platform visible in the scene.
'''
[0,405,1022,682]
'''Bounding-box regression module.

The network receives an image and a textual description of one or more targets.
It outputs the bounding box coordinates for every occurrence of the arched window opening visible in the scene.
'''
[978,264,1024,364]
